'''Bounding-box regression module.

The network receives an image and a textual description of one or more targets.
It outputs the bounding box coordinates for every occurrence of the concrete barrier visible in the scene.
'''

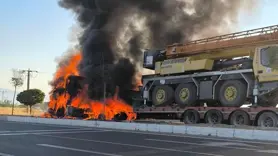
[252,129,278,141]
[1,116,277,142]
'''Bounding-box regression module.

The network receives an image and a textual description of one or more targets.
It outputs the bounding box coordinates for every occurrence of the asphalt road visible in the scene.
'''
[0,121,278,156]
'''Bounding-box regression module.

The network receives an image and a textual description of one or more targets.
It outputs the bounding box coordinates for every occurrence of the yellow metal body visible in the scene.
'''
[155,45,278,83]
[253,45,278,82]
[153,25,278,83]
[155,47,253,75]
[155,58,214,75]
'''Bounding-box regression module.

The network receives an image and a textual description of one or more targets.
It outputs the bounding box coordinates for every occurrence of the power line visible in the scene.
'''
[20,68,38,90]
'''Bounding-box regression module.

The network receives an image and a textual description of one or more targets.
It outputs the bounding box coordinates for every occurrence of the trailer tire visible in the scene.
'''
[218,80,247,107]
[230,110,250,126]
[152,85,174,106]
[183,110,200,124]
[174,83,197,107]
[257,112,278,128]
[205,110,223,124]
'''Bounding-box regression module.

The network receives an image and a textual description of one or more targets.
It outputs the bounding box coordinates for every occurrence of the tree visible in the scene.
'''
[16,89,45,114]
[10,69,24,115]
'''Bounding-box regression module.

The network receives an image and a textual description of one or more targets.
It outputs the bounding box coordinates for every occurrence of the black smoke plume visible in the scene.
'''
[58,0,257,102]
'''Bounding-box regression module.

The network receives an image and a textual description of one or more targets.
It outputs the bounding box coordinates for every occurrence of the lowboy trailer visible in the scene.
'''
[132,24,278,128]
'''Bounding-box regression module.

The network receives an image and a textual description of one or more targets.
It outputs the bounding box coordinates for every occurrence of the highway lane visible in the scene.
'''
[0,120,278,156]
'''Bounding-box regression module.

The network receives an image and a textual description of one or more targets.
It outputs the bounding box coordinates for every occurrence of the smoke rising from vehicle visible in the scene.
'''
[57,0,257,101]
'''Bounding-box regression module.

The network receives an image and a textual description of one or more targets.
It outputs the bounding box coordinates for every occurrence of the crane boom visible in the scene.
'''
[166,25,278,58]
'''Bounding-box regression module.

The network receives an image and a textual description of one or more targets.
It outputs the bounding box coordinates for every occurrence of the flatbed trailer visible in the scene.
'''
[133,104,278,128]
[132,24,278,128]
[134,68,278,128]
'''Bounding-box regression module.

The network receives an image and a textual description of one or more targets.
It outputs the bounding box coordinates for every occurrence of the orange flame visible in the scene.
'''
[41,51,137,121]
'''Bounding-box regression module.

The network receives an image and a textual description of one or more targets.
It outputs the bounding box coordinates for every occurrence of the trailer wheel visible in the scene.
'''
[174,83,197,107]
[183,110,200,124]
[257,112,278,128]
[230,110,250,126]
[218,80,247,107]
[205,110,223,124]
[152,85,174,106]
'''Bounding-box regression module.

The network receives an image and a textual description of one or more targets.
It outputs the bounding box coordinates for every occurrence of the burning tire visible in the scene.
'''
[66,106,86,118]
[205,110,223,124]
[98,114,106,120]
[174,83,197,107]
[229,110,250,126]
[152,85,174,106]
[218,80,247,107]
[56,108,66,118]
[113,112,128,121]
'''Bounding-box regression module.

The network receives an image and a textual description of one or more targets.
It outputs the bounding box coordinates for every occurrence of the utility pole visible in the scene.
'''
[101,49,106,120]
[0,90,6,101]
[17,68,38,115]
[20,68,38,90]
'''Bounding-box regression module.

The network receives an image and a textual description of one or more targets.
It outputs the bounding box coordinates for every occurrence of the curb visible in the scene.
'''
[1,116,278,142]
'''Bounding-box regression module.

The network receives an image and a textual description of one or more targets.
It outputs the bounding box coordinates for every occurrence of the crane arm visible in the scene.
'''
[166,25,278,58]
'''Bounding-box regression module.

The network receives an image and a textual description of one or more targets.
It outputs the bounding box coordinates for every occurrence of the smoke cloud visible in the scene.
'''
[57,0,258,101]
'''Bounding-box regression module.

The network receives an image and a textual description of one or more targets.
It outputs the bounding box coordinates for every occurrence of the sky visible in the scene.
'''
[0,0,277,102]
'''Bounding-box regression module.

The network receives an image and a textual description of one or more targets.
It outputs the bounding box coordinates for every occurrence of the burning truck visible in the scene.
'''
[42,52,138,121]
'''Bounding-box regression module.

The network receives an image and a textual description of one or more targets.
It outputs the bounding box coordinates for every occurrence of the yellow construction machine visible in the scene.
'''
[141,25,278,107]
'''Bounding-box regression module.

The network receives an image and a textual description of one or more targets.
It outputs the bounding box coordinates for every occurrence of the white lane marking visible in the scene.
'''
[0,130,112,136]
[1,121,81,129]
[31,130,113,135]
[2,128,93,133]
[0,133,29,136]
[0,152,14,156]
[109,129,278,146]
[145,139,261,151]
[257,150,278,154]
[203,142,258,148]
[37,144,122,156]
[38,134,223,156]
[0,131,13,133]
